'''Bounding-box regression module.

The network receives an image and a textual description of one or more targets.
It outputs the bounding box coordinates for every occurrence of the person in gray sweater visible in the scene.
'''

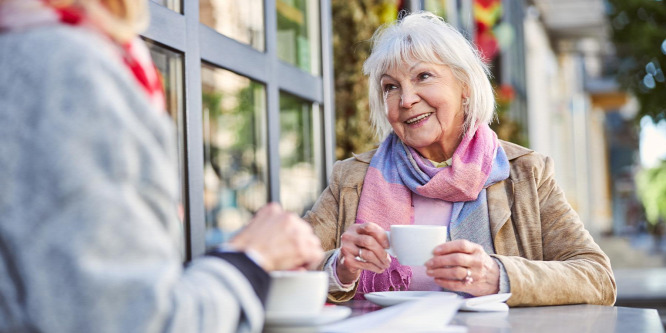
[0,0,324,332]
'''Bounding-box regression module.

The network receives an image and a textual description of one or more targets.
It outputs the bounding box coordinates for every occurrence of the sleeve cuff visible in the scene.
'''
[493,257,511,294]
[206,250,271,305]
[325,249,357,292]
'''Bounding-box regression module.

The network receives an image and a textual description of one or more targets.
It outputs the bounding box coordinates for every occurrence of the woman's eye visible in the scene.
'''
[383,84,397,92]
[418,72,432,80]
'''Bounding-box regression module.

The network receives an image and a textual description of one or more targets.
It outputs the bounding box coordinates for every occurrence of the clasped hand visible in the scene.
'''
[229,203,324,272]
[337,222,500,296]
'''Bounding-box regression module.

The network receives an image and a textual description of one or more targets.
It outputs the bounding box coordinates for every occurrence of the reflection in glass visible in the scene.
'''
[145,40,186,256]
[279,92,322,215]
[202,64,268,249]
[150,0,182,13]
[200,0,265,51]
[277,0,320,74]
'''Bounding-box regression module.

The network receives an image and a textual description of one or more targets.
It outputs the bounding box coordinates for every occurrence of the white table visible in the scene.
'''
[263,301,665,332]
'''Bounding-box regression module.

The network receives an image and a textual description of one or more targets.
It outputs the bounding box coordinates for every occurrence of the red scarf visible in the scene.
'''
[0,0,165,112]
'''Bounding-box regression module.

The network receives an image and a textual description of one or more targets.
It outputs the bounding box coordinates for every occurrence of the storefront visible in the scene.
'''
[143,0,335,259]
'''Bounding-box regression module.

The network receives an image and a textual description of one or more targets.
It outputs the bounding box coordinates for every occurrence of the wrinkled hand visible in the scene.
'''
[425,240,500,296]
[336,222,392,285]
[229,203,324,272]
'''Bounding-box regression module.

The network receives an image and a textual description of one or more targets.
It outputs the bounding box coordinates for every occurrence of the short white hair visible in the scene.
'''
[363,11,495,140]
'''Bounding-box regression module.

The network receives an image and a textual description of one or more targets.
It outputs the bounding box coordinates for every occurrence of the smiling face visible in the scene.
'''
[381,62,466,161]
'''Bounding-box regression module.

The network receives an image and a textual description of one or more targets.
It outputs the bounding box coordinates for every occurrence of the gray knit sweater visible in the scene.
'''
[0,26,264,332]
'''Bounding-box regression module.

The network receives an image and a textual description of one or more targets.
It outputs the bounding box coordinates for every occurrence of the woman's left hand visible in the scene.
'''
[425,239,500,296]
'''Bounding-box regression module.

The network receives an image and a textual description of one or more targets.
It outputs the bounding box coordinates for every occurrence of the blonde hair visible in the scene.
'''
[363,11,495,140]
[48,0,148,42]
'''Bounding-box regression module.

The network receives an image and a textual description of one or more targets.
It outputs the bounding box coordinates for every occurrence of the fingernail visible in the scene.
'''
[386,253,391,262]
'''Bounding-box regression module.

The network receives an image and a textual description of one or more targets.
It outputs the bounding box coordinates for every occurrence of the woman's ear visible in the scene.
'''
[462,83,470,101]
[461,85,470,106]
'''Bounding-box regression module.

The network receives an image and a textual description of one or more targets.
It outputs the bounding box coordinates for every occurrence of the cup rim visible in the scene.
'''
[269,270,328,279]
[390,225,447,230]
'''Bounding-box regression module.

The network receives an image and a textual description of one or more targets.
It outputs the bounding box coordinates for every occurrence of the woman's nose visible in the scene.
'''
[399,86,420,108]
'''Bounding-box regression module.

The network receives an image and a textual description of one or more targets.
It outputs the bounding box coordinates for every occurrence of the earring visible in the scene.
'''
[462,97,470,106]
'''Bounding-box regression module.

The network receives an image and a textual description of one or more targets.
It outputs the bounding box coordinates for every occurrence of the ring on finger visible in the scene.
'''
[462,268,474,285]
[354,248,367,263]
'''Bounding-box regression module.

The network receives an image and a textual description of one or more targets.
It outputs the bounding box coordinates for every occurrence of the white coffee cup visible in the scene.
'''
[386,225,448,266]
[265,271,328,316]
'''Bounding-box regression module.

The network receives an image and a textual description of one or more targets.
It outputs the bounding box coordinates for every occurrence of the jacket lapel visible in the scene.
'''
[488,179,512,239]
[489,139,532,257]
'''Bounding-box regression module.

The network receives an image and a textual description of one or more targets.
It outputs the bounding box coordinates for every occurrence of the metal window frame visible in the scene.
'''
[143,0,334,259]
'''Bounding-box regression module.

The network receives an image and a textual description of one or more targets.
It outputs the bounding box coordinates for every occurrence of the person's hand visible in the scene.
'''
[336,222,392,284]
[229,203,324,272]
[425,239,500,296]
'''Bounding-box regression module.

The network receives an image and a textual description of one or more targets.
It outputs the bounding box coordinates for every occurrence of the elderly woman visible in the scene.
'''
[305,12,616,307]
[0,0,323,332]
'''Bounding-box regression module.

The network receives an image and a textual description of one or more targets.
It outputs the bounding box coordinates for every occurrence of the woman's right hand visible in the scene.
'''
[337,222,392,284]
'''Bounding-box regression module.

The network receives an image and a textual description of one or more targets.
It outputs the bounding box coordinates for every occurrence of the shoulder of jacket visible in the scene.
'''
[351,150,376,163]
[502,142,552,182]
[500,140,533,160]
[329,149,376,187]
[332,149,376,167]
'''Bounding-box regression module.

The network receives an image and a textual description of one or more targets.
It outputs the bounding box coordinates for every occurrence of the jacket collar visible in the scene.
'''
[353,139,532,240]
[488,141,531,240]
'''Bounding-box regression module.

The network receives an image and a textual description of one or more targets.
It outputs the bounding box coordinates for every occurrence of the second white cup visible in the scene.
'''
[386,225,447,266]
[264,271,328,316]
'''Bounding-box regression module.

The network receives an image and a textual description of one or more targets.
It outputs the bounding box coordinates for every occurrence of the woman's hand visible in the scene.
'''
[425,239,500,296]
[336,222,392,285]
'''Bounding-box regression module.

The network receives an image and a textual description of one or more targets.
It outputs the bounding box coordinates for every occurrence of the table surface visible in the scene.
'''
[264,300,665,333]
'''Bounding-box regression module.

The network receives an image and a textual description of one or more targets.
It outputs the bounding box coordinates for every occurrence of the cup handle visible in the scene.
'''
[385,231,395,257]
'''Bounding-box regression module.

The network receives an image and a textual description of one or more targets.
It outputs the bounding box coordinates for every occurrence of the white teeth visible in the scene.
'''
[405,113,431,124]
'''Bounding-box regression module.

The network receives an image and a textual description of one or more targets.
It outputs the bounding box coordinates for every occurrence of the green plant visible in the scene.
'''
[636,160,666,227]
[332,0,399,159]
[607,0,666,124]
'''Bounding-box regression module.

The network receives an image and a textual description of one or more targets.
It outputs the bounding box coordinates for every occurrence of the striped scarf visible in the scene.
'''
[354,124,510,298]
[0,0,165,112]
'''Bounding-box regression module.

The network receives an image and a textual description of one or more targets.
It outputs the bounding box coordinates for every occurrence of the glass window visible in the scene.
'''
[150,0,182,14]
[201,64,268,248]
[279,92,322,215]
[200,0,265,51]
[276,0,320,75]
[423,0,448,19]
[145,39,186,255]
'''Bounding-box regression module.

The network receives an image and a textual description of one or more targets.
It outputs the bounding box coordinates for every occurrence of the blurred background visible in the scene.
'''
[144,0,666,325]
[330,0,666,323]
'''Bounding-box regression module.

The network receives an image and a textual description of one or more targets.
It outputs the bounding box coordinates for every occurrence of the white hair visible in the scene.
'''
[363,11,495,140]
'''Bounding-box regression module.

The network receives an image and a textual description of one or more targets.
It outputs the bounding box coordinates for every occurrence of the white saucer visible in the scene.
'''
[364,291,458,307]
[265,306,352,326]
[460,293,511,312]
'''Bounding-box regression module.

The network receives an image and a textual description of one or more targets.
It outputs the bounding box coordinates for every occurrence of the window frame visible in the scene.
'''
[143,0,335,260]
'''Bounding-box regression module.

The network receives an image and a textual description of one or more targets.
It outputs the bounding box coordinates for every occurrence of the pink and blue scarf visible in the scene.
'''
[354,124,509,298]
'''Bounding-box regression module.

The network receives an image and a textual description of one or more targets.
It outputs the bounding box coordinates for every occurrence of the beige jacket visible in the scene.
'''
[304,141,616,307]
